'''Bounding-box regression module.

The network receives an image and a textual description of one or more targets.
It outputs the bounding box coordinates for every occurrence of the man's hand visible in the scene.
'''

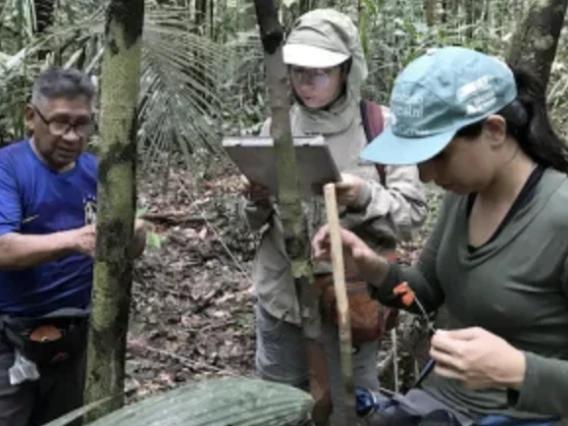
[430,327,526,390]
[68,220,147,259]
[335,173,368,208]
[241,175,271,204]
[69,224,96,257]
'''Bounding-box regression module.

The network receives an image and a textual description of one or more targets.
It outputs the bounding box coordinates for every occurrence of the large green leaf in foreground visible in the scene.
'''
[45,376,313,426]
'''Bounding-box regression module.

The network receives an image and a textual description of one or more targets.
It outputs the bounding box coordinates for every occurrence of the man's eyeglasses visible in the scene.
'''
[32,105,97,138]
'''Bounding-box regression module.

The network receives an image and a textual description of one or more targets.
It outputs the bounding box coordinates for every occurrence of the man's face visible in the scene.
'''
[26,96,95,170]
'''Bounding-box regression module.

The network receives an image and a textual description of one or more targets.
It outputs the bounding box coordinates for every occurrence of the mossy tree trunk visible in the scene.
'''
[507,0,568,89]
[83,0,144,421]
[252,0,332,424]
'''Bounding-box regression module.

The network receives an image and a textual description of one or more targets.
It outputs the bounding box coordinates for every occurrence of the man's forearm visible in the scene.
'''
[0,231,77,270]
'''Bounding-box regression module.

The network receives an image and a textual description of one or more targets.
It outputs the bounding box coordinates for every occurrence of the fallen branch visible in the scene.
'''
[140,212,213,225]
[127,339,239,376]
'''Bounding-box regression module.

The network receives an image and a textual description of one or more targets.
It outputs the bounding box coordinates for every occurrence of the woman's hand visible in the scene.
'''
[430,327,526,390]
[335,173,368,207]
[240,175,271,204]
[312,224,388,282]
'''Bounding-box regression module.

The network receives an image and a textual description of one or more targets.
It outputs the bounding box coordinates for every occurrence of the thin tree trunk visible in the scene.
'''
[425,0,436,26]
[34,0,55,33]
[83,0,144,420]
[252,0,332,424]
[34,0,56,60]
[195,0,207,31]
[441,0,448,23]
[507,0,568,89]
[465,0,483,38]
[299,0,311,14]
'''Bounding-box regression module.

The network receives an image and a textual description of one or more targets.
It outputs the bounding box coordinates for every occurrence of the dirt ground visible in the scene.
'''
[124,155,439,401]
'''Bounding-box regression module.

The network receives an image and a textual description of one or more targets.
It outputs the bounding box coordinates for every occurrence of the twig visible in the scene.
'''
[127,339,238,376]
[140,212,212,225]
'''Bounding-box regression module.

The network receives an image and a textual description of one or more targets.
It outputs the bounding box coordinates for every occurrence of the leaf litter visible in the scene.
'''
[126,155,440,401]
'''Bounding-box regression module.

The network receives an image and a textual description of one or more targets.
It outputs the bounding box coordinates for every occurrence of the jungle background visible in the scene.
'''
[1,0,568,410]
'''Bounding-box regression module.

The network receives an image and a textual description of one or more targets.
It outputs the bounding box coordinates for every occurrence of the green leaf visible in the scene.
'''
[136,206,149,218]
[145,230,163,250]
[52,377,312,426]
[42,398,111,426]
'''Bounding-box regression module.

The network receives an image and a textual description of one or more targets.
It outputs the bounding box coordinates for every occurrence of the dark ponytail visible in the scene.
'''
[456,66,568,173]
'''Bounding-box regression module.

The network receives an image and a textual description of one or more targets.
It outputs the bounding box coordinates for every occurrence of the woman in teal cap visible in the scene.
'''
[313,46,568,425]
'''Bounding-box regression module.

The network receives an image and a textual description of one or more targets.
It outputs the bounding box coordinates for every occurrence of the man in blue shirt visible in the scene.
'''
[0,67,146,425]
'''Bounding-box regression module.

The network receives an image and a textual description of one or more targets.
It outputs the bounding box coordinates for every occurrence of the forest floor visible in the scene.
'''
[124,155,441,401]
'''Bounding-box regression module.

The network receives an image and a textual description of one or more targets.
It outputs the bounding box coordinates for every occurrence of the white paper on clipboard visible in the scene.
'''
[222,135,341,198]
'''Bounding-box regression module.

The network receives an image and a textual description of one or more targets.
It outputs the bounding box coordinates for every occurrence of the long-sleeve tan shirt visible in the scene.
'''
[240,103,428,325]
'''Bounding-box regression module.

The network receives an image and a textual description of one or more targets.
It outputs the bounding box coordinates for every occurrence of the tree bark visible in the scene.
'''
[34,0,55,33]
[507,0,568,89]
[425,0,436,27]
[195,0,208,30]
[252,0,332,424]
[465,0,483,38]
[34,0,56,60]
[83,0,144,421]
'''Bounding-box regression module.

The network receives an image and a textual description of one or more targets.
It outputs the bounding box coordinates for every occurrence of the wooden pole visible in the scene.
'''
[324,183,357,425]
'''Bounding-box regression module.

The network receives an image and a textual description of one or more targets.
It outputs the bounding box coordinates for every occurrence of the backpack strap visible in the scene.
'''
[360,100,387,186]
[360,100,400,334]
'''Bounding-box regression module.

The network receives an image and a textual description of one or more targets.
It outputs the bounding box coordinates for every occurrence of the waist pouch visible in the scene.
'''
[314,273,398,344]
[0,308,90,367]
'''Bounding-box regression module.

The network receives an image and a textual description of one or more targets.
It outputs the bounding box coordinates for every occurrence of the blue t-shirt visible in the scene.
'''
[0,139,97,317]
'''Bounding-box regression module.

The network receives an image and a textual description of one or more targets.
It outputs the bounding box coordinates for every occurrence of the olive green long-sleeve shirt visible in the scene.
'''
[373,167,568,421]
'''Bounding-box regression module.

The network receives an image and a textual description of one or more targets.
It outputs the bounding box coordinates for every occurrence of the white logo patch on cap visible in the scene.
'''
[391,93,424,119]
[457,75,497,115]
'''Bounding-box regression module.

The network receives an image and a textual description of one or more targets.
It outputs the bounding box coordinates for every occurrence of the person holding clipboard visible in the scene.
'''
[239,8,427,424]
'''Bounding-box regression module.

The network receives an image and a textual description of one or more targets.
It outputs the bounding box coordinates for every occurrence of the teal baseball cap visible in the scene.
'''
[360,46,518,165]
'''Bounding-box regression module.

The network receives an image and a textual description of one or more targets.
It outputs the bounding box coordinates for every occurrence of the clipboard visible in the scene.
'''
[223,135,341,198]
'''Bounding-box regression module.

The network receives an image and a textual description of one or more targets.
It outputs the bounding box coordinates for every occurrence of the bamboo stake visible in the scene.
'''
[323,183,357,425]
[391,328,400,393]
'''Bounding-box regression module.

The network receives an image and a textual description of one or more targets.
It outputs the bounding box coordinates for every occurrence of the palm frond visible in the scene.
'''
[49,377,313,426]
[0,1,230,170]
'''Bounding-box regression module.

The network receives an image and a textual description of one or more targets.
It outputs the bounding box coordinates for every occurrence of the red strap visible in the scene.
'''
[361,101,400,333]
[363,100,385,138]
[361,100,387,186]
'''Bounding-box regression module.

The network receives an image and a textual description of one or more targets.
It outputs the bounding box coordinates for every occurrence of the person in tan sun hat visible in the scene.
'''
[239,8,428,424]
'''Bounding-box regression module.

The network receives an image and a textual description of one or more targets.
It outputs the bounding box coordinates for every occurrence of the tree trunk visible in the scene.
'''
[465,0,483,39]
[425,0,436,26]
[34,0,56,60]
[34,0,55,33]
[195,0,207,31]
[299,0,311,14]
[507,0,568,89]
[83,0,144,421]
[252,0,332,424]
[441,0,448,23]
